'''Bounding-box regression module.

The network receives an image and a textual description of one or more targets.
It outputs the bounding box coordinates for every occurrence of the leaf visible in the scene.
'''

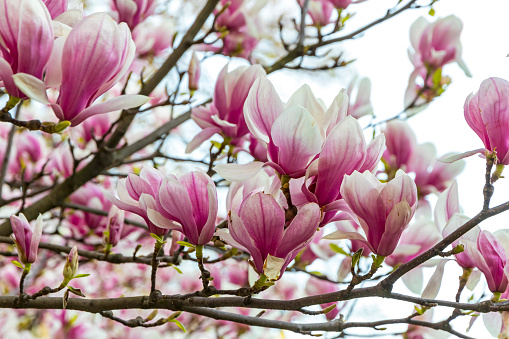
[67,286,86,297]
[351,248,363,268]
[169,319,186,332]
[11,260,24,269]
[176,241,195,249]
[329,243,349,256]
[150,233,165,244]
[73,274,90,279]
[171,265,183,274]
[428,8,435,16]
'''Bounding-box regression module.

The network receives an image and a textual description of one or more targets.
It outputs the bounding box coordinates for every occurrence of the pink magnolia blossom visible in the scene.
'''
[383,120,464,196]
[463,77,509,165]
[222,31,259,59]
[215,0,247,31]
[219,193,321,278]
[12,13,149,126]
[186,64,265,153]
[104,206,125,247]
[385,202,441,268]
[466,230,508,293]
[219,78,348,179]
[306,0,334,28]
[10,214,43,265]
[42,0,67,19]
[326,0,351,9]
[112,0,156,29]
[132,20,174,57]
[347,76,373,119]
[75,113,112,148]
[302,116,385,225]
[409,15,470,76]
[188,51,200,91]
[108,166,169,236]
[325,170,418,257]
[63,246,78,281]
[0,0,53,98]
[70,183,113,235]
[148,171,218,245]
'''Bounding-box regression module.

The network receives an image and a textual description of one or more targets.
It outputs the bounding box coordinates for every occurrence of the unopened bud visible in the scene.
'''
[63,246,79,283]
[188,51,200,92]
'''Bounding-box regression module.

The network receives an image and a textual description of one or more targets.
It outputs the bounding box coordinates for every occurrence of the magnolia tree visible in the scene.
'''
[0,0,508,338]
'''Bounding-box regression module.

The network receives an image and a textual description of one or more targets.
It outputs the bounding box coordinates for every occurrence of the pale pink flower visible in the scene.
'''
[347,76,373,119]
[325,170,418,257]
[12,13,149,126]
[0,0,53,98]
[219,193,321,278]
[306,0,334,28]
[11,214,43,265]
[148,171,218,245]
[186,64,265,153]
[132,20,174,57]
[112,0,156,29]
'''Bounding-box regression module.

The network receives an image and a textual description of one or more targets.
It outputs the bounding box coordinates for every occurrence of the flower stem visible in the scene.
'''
[19,263,31,296]
[150,241,163,294]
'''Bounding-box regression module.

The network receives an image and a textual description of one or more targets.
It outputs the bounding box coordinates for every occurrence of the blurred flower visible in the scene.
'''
[112,0,156,29]
[347,76,373,119]
[63,246,78,282]
[132,19,174,57]
[188,51,200,92]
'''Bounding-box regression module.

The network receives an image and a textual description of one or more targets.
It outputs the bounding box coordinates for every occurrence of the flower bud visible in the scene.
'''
[188,51,200,92]
[10,214,43,265]
[63,246,78,282]
[104,206,125,247]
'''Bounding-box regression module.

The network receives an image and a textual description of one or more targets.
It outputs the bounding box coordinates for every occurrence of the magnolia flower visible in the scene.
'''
[132,20,174,57]
[464,77,509,165]
[107,166,169,236]
[306,0,334,28]
[347,76,373,119]
[326,0,351,9]
[215,78,350,180]
[325,170,418,257]
[409,15,470,76]
[186,64,266,153]
[302,116,385,225]
[218,193,321,279]
[12,13,149,126]
[112,0,156,29]
[104,206,125,247]
[148,171,218,245]
[11,214,43,265]
[466,231,508,294]
[0,0,53,98]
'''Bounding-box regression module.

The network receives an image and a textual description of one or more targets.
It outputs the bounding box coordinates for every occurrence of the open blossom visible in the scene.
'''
[132,20,174,57]
[347,76,373,119]
[216,78,349,180]
[466,230,508,294]
[12,13,149,126]
[112,0,156,29]
[11,214,43,265]
[107,166,169,236]
[302,116,385,225]
[0,0,53,98]
[148,171,218,246]
[409,15,470,76]
[325,170,418,257]
[383,120,464,196]
[186,64,265,153]
[464,77,509,165]
[218,193,320,279]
